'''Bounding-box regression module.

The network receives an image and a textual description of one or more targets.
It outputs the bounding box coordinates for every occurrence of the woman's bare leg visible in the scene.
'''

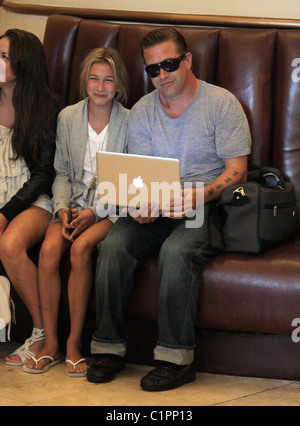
[0,207,52,363]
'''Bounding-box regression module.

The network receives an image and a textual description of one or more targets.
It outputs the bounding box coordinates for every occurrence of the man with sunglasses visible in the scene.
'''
[88,28,251,391]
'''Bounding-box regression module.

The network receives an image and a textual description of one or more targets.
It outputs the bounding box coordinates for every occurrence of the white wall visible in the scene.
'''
[1,0,300,41]
[8,0,300,18]
[0,8,47,41]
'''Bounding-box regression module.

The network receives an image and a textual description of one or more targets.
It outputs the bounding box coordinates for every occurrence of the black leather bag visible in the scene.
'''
[209,167,297,254]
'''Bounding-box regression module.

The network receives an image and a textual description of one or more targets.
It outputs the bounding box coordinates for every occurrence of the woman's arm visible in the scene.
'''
[0,140,56,223]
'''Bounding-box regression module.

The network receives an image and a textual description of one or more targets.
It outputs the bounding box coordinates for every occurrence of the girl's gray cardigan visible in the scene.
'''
[52,98,129,221]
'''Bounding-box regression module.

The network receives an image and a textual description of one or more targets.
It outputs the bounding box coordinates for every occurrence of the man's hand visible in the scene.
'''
[163,187,204,219]
[122,202,160,224]
[162,156,248,220]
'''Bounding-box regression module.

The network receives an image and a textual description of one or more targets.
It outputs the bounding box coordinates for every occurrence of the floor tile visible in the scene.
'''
[0,341,298,406]
[219,382,300,406]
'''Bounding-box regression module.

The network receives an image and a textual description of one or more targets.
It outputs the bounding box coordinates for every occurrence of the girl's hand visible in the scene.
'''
[57,208,79,240]
[64,208,96,242]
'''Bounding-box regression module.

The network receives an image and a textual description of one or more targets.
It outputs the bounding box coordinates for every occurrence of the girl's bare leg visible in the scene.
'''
[25,221,70,370]
[66,218,113,375]
[26,218,113,373]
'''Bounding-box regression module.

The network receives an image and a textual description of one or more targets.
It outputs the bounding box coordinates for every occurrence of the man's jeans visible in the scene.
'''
[91,204,215,365]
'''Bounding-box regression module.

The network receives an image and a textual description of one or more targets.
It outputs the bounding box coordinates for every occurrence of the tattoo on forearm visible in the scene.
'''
[208,187,215,197]
[208,170,241,198]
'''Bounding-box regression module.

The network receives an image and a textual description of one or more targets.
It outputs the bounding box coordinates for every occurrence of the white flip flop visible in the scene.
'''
[66,358,87,378]
[22,355,62,374]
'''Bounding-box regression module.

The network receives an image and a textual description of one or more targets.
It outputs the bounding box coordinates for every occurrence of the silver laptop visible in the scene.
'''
[96,151,181,211]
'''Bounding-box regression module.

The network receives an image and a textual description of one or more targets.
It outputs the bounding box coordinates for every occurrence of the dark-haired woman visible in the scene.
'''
[0,29,60,366]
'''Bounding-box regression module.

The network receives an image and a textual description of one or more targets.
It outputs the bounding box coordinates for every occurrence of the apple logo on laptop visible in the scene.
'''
[133,176,144,188]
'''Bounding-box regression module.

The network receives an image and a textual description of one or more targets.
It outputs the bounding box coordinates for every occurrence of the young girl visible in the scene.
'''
[0,29,59,366]
[24,47,129,376]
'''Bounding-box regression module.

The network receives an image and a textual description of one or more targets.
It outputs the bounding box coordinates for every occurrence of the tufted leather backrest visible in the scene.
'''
[273,32,300,188]
[43,15,300,231]
[43,15,81,107]
[216,29,277,166]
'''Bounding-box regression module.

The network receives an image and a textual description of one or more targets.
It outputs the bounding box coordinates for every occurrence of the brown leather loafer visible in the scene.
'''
[86,354,125,383]
[140,361,196,391]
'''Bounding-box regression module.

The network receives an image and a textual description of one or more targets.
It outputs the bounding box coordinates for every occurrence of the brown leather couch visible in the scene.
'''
[10,12,300,380]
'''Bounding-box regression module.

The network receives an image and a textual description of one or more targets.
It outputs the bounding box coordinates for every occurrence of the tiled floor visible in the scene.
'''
[0,341,299,406]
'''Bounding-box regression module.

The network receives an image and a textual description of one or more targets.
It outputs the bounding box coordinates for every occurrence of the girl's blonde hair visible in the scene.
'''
[79,47,129,106]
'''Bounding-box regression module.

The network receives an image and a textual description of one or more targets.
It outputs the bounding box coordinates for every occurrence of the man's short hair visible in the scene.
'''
[140,28,188,59]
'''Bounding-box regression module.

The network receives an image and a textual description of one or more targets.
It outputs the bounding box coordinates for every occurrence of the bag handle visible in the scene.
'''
[248,165,286,190]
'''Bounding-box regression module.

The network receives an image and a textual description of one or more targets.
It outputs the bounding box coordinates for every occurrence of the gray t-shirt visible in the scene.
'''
[127,81,252,185]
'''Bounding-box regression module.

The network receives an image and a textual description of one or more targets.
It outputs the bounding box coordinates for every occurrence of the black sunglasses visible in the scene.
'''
[145,54,186,78]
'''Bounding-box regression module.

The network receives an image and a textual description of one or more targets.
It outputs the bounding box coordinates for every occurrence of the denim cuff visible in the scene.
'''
[90,337,127,358]
[154,344,195,366]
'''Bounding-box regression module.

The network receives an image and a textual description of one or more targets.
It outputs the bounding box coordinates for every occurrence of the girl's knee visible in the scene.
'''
[70,239,93,265]
[38,239,62,269]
